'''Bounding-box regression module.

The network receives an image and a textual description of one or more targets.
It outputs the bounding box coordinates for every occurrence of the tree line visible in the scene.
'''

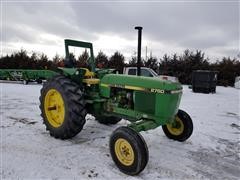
[0,49,239,86]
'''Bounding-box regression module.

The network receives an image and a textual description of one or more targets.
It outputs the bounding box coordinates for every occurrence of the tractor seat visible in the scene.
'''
[78,68,94,77]
[80,68,100,85]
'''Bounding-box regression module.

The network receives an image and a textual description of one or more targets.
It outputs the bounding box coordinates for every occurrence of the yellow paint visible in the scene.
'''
[100,83,146,92]
[166,116,184,136]
[44,89,65,128]
[100,83,109,87]
[114,138,134,166]
[80,68,95,77]
[100,83,174,94]
[125,85,146,91]
[83,78,100,85]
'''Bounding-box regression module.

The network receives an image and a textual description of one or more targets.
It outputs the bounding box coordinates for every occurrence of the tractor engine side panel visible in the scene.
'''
[155,93,182,123]
[134,91,155,114]
[99,74,183,124]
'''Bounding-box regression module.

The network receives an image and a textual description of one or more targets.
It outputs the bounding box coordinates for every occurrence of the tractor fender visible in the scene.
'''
[56,67,86,84]
[57,67,79,76]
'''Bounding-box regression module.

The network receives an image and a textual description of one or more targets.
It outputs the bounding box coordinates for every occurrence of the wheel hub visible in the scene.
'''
[166,117,184,136]
[44,89,65,127]
[114,138,134,166]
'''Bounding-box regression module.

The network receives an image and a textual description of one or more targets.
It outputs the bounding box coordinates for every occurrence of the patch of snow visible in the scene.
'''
[1,83,239,179]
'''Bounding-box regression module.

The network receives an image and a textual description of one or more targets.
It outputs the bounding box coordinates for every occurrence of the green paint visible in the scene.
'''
[134,91,155,114]
[128,120,159,132]
[60,40,183,132]
[100,74,182,91]
[98,73,182,130]
[30,39,185,133]
[0,69,57,81]
[57,67,78,76]
[64,39,95,72]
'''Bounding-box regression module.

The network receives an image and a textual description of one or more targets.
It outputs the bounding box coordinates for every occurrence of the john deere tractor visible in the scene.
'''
[39,27,193,175]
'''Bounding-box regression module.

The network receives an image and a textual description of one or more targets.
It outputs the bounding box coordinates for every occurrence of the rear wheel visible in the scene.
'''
[39,75,86,139]
[96,116,122,125]
[162,109,193,142]
[110,126,149,175]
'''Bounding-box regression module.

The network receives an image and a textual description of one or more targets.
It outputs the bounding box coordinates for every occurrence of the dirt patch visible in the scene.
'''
[7,116,37,125]
[226,112,238,116]
[230,123,240,131]
[87,169,98,178]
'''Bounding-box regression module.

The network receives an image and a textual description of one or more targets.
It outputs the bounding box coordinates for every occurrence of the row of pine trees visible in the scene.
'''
[0,49,239,86]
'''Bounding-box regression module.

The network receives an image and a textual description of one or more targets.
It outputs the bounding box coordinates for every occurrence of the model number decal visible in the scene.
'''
[150,88,165,94]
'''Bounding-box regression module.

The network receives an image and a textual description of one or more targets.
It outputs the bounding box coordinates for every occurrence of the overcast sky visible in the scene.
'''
[1,0,239,62]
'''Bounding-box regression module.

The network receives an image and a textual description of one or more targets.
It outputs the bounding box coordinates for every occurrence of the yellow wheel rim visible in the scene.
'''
[44,89,65,128]
[114,138,134,166]
[166,117,184,136]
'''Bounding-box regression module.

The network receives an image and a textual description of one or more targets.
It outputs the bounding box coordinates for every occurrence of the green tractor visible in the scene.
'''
[39,27,193,175]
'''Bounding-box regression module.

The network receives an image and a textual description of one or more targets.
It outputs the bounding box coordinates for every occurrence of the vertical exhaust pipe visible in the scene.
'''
[135,26,142,76]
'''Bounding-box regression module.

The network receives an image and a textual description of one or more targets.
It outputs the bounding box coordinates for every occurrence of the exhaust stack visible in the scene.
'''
[135,26,142,76]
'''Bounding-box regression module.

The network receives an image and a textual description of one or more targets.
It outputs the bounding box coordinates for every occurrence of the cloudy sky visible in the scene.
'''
[1,0,239,62]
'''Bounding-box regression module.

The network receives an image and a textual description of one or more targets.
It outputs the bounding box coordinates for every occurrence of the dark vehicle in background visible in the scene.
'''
[192,70,218,93]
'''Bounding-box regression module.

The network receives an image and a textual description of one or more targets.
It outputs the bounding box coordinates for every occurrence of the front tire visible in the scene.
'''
[162,109,193,142]
[39,75,86,139]
[109,126,149,175]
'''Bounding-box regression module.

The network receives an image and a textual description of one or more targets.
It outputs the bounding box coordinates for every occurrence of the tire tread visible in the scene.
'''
[39,75,86,139]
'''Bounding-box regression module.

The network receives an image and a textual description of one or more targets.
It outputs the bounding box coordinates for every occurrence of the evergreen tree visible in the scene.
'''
[128,56,145,67]
[211,57,240,86]
[108,51,125,73]
[77,50,89,68]
[0,48,239,87]
[128,56,137,66]
[53,54,61,64]
[144,56,158,73]
[95,51,108,68]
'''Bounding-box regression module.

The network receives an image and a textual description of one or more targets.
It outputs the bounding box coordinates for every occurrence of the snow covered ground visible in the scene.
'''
[0,82,239,179]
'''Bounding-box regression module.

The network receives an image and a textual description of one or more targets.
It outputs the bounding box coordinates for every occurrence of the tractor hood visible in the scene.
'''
[100,74,182,94]
[100,74,183,123]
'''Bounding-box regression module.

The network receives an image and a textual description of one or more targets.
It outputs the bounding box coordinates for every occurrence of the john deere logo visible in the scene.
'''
[150,88,165,94]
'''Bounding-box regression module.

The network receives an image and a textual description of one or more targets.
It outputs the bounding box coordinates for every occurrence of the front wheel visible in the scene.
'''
[162,109,193,142]
[109,126,149,175]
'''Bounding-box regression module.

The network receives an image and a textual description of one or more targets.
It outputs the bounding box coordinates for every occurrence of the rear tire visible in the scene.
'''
[39,75,86,139]
[162,109,193,142]
[96,116,122,125]
[110,126,149,175]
